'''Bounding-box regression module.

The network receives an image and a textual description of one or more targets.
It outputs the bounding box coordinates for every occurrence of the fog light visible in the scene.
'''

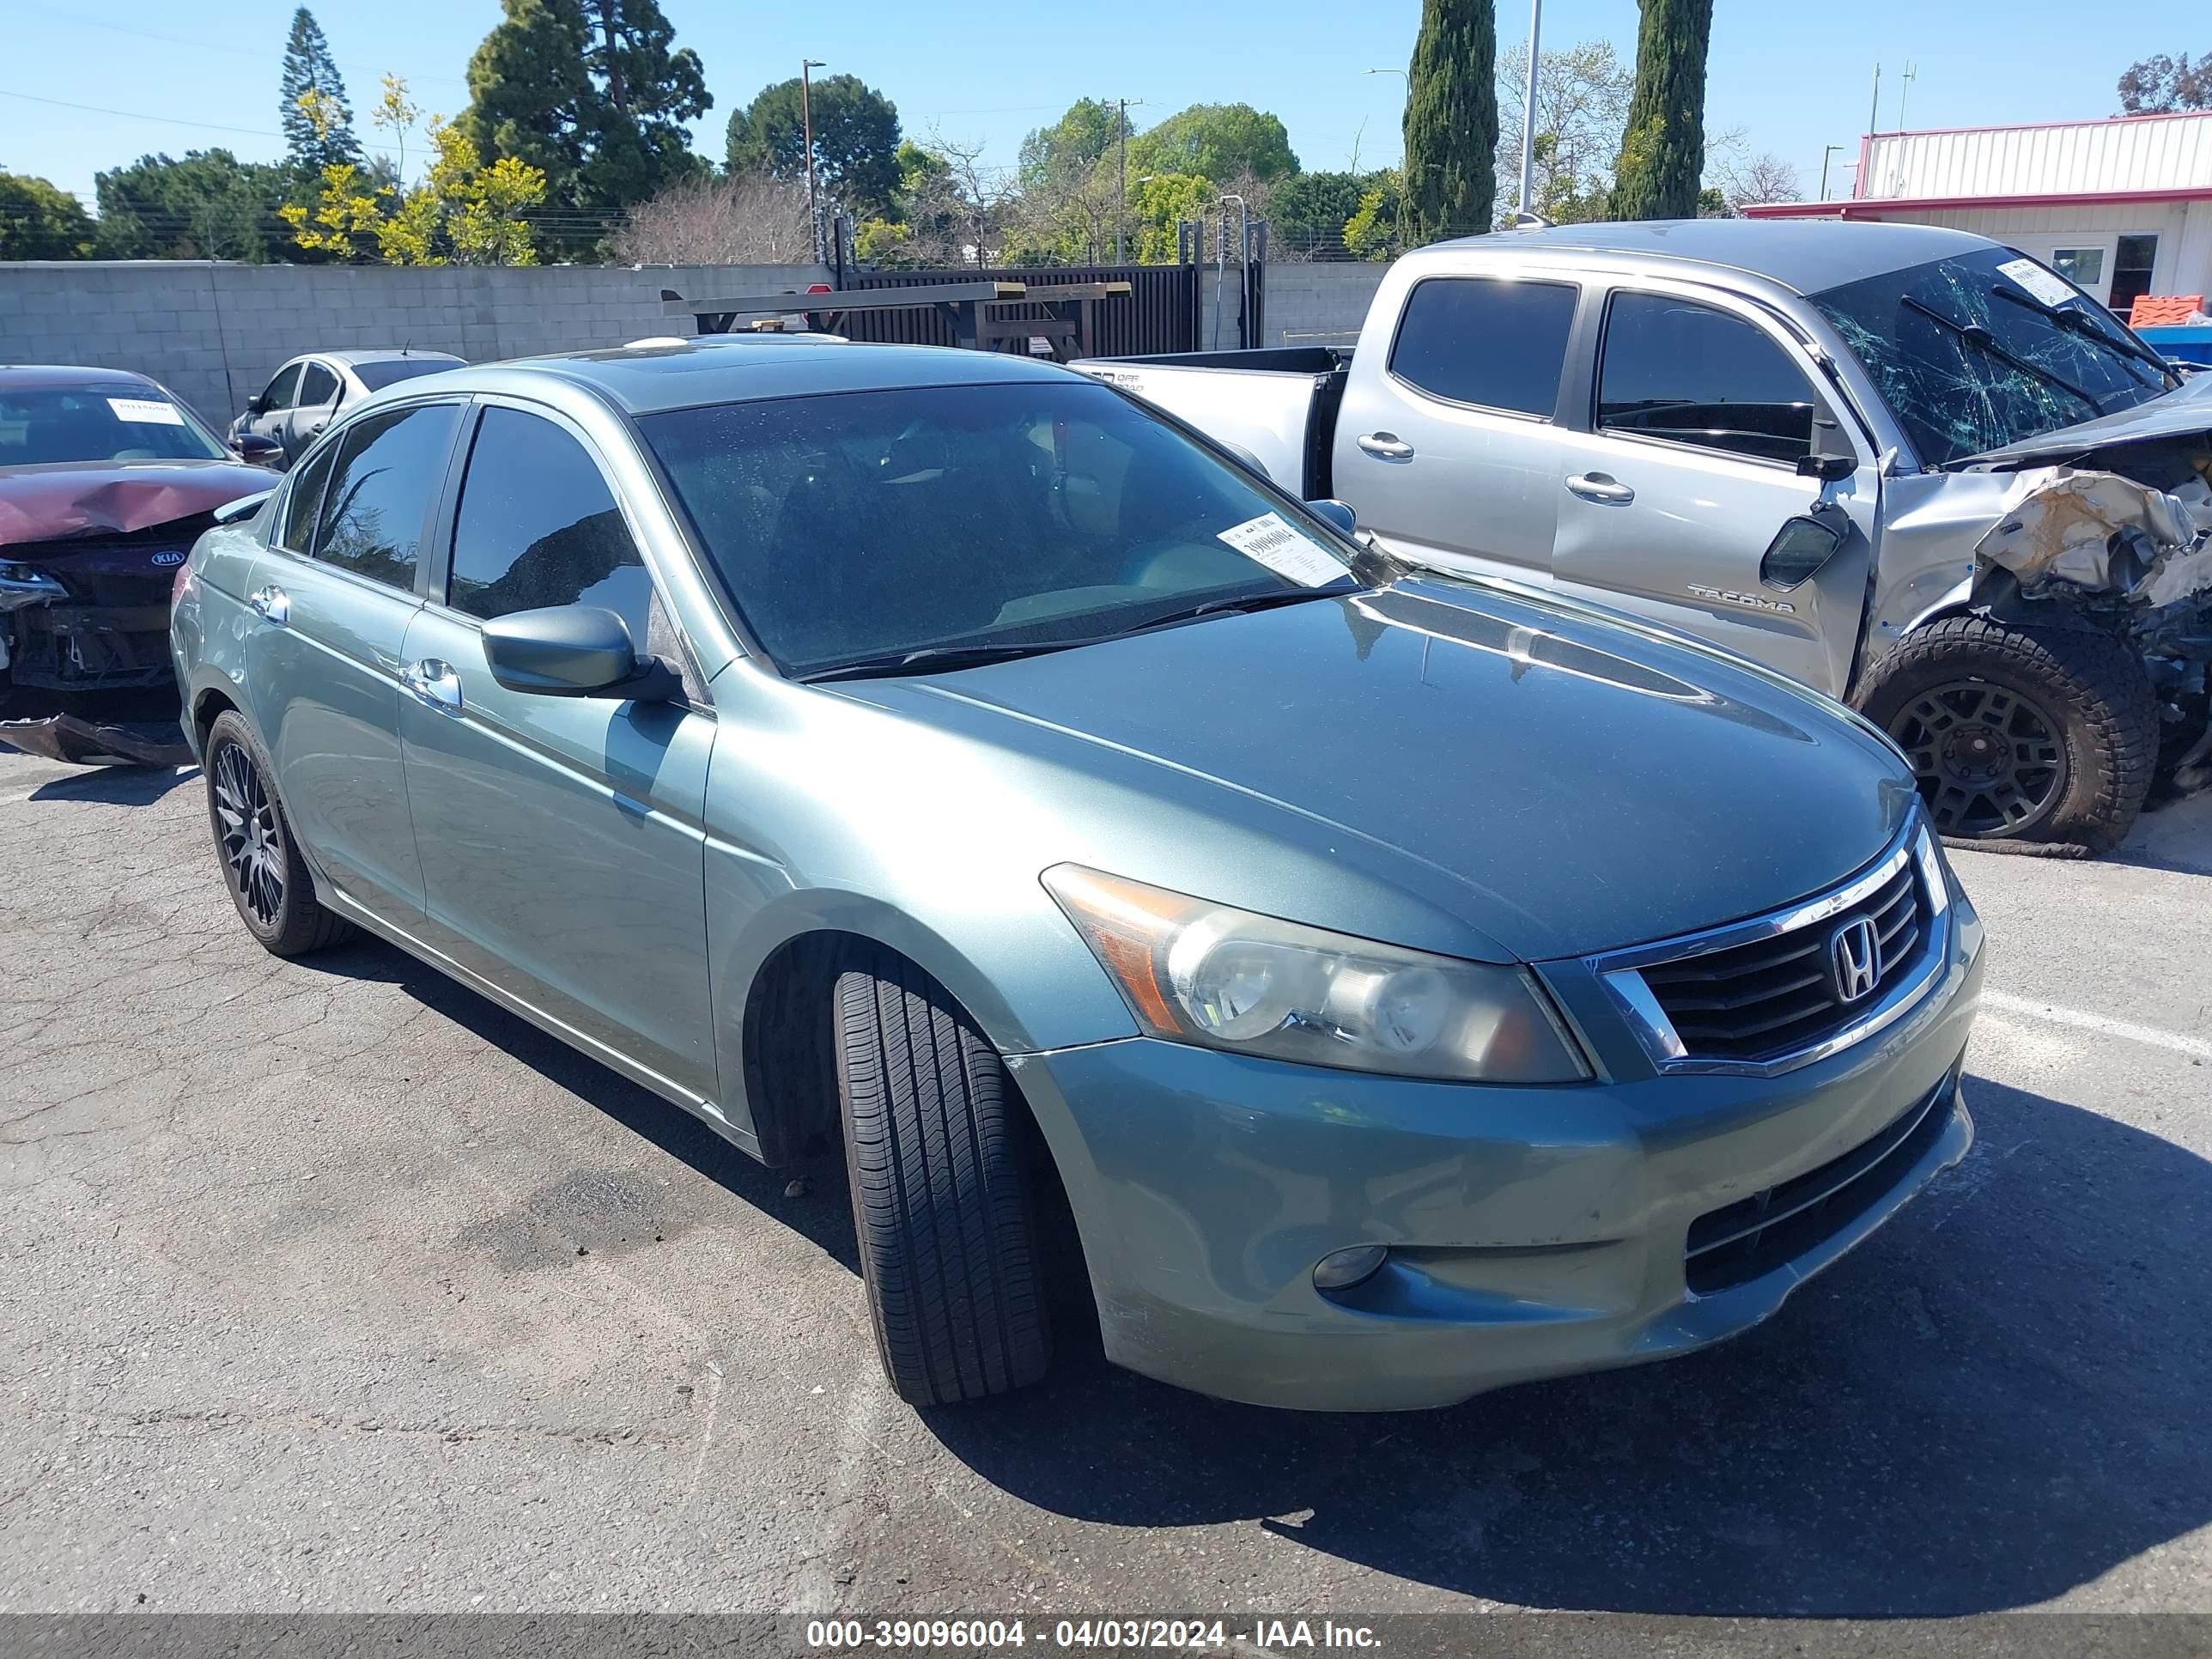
[1312,1244,1388,1291]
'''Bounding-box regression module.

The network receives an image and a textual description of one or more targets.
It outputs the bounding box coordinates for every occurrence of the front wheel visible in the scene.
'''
[835,951,1052,1406]
[1853,615,2157,853]
[203,710,353,956]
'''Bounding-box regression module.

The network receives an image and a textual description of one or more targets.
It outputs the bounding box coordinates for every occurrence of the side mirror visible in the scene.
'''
[481,605,679,700]
[1796,452,1856,483]
[234,431,282,464]
[1759,508,1849,591]
[1305,498,1358,538]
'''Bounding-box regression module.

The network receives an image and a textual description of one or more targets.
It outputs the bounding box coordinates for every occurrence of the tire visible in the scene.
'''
[835,951,1051,1406]
[203,710,354,957]
[1853,615,2157,854]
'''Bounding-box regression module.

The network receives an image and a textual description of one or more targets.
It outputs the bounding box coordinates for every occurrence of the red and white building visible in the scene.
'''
[1742,111,2212,316]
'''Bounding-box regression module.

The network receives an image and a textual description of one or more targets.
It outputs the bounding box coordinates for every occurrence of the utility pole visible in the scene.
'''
[1115,97,1144,264]
[1868,63,1881,136]
[1516,0,1542,219]
[1898,62,1917,132]
[1820,143,1844,199]
[801,58,827,264]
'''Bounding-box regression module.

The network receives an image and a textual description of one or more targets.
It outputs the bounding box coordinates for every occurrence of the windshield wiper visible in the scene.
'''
[1900,294,2106,417]
[1109,582,1355,639]
[798,639,1093,683]
[1987,285,2172,387]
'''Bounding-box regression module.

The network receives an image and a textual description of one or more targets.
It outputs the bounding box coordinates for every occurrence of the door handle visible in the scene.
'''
[1356,431,1416,460]
[247,584,289,625]
[401,659,465,715]
[1566,472,1636,505]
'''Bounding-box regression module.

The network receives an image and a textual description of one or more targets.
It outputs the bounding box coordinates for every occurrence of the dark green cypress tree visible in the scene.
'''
[1401,0,1498,243]
[278,9,362,172]
[1609,0,1715,221]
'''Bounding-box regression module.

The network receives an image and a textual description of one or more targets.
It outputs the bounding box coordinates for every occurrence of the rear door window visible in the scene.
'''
[446,406,654,645]
[298,362,341,406]
[1388,276,1579,417]
[309,403,461,590]
[278,444,337,551]
[1597,292,1821,464]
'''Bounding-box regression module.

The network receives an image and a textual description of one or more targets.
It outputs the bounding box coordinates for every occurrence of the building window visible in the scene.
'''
[2112,234,2160,315]
[2051,247,2105,289]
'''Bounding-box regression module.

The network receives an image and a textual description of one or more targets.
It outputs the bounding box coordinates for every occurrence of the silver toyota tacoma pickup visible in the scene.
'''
[1076,219,2212,854]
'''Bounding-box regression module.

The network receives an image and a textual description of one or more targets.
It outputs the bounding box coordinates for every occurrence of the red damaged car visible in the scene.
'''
[1,365,275,765]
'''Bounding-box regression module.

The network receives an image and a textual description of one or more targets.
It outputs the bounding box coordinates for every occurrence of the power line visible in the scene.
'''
[0,87,416,162]
[74,11,469,88]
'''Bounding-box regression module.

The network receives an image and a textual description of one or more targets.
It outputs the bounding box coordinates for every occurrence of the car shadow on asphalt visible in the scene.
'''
[921,1074,2212,1617]
[292,933,864,1276]
[25,764,198,806]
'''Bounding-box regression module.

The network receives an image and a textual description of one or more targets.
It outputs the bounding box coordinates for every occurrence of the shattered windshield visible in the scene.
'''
[1812,247,2175,467]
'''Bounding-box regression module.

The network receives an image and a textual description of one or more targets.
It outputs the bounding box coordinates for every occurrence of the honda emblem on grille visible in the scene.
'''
[1829,917,1882,1004]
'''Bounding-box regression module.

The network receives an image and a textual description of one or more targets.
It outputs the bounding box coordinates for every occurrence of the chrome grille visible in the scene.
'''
[1641,860,1923,1061]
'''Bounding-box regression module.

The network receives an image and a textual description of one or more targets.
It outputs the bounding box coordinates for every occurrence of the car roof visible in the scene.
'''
[431,337,1085,416]
[0,364,164,393]
[1439,218,2000,295]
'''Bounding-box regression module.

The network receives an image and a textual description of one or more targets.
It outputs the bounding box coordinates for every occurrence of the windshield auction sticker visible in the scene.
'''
[1996,258,2080,308]
[106,398,186,426]
[1217,513,1352,587]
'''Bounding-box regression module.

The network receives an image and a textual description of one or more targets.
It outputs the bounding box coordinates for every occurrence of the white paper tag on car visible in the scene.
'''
[1996,258,2079,309]
[1217,513,1352,587]
[107,398,185,426]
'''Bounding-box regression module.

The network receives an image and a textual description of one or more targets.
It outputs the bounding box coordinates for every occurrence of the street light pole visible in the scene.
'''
[1115,97,1144,264]
[1820,143,1844,199]
[801,58,827,264]
[1517,0,1542,219]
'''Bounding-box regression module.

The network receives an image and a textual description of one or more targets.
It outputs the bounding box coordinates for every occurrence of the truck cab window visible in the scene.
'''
[1388,277,1578,417]
[1598,293,1820,464]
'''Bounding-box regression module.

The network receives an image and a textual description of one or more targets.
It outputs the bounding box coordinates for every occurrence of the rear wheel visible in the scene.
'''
[835,951,1051,1405]
[1854,615,2156,853]
[204,710,353,956]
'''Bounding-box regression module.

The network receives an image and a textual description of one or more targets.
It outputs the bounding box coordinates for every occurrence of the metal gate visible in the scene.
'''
[830,263,1202,356]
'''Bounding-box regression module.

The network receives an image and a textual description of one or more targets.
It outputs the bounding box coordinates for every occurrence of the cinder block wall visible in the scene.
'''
[0,261,832,428]
[1,257,1388,428]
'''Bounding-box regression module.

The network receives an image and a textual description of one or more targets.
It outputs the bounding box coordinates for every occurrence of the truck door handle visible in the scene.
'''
[1566,472,1636,505]
[1357,431,1416,460]
[247,584,289,625]
[401,659,464,715]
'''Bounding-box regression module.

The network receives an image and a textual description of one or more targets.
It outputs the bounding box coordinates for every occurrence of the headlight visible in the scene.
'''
[1042,865,1590,1084]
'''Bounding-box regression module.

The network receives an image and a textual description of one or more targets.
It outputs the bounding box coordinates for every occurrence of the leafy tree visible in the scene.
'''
[1343,170,1408,260]
[726,74,902,223]
[1403,0,1498,241]
[1018,98,1126,191]
[461,0,708,254]
[1128,172,1212,264]
[283,118,544,265]
[1270,170,1368,258]
[93,150,295,260]
[1610,0,1715,221]
[0,171,95,258]
[280,9,362,173]
[1126,104,1297,187]
[1496,39,1631,223]
[2118,52,2212,113]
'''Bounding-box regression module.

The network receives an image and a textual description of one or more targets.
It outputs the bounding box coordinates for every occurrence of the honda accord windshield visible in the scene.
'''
[639,380,1360,679]
[1812,246,2176,466]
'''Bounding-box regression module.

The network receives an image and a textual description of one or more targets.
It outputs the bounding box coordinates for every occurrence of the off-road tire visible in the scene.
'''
[835,951,1051,1405]
[203,710,354,957]
[1853,615,2157,854]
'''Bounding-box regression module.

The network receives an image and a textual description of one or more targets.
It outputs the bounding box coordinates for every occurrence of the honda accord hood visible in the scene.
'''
[863,579,1920,963]
[0,459,273,546]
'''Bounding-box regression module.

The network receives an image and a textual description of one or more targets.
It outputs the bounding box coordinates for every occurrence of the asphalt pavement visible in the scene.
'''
[0,743,2207,1622]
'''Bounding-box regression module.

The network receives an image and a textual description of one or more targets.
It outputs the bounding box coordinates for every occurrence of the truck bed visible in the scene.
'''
[1071,349,1351,499]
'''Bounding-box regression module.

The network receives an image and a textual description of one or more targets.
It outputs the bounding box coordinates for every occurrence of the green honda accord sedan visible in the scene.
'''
[169,337,1983,1412]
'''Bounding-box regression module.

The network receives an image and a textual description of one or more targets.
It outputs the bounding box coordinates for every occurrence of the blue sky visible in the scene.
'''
[3,1,2203,210]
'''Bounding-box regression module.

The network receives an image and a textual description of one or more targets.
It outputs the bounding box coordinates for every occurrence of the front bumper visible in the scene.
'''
[1008,886,1983,1412]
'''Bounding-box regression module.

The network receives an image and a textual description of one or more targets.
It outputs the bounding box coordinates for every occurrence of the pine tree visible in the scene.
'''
[1609,0,1715,221]
[1402,0,1498,244]
[459,0,708,254]
[279,9,362,172]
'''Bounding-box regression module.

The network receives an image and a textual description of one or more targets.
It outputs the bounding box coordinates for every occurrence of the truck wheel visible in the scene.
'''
[203,710,354,956]
[1854,615,2156,853]
[835,951,1051,1406]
